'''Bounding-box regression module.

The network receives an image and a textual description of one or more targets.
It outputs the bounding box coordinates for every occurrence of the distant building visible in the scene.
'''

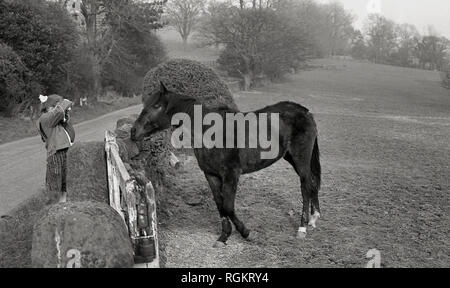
[65,0,85,27]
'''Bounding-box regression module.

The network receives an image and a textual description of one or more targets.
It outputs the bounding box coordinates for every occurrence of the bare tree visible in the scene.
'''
[321,2,355,56]
[394,23,420,66]
[414,36,449,70]
[364,14,397,63]
[200,1,312,90]
[166,0,205,46]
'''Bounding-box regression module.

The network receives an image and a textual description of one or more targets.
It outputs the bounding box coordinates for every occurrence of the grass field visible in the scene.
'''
[156,27,220,63]
[157,59,449,268]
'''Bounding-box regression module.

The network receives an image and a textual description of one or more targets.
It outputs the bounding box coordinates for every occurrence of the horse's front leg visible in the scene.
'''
[204,173,232,247]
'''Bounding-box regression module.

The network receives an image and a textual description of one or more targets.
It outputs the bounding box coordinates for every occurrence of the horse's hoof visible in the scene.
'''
[308,212,321,228]
[58,193,67,204]
[241,228,251,239]
[213,241,226,248]
[244,230,258,242]
[296,227,307,239]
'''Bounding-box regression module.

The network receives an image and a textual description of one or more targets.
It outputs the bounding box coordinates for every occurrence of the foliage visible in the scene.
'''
[0,0,79,95]
[314,1,355,57]
[0,0,167,114]
[351,13,449,71]
[391,23,420,67]
[350,30,367,60]
[201,2,314,89]
[0,43,40,114]
[165,0,206,45]
[100,1,167,96]
[364,14,397,64]
[414,36,449,71]
[76,0,167,96]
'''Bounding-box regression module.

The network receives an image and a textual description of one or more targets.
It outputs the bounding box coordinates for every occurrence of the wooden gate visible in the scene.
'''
[105,130,159,268]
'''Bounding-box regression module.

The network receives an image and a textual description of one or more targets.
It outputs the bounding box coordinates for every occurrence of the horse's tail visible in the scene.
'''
[310,137,321,191]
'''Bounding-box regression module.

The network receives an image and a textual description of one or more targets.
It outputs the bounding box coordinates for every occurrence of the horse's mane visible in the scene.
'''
[165,91,238,115]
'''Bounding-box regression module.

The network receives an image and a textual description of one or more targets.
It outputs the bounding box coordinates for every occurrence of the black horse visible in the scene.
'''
[131,82,321,246]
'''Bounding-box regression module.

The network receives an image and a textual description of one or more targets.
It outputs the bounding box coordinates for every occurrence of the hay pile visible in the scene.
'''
[66,142,109,203]
[43,142,109,204]
[32,201,134,268]
[118,59,240,205]
[0,191,48,268]
[1,142,112,268]
[114,118,174,197]
[143,58,238,110]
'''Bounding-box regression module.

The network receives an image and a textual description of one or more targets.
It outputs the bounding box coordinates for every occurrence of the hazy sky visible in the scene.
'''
[317,0,450,38]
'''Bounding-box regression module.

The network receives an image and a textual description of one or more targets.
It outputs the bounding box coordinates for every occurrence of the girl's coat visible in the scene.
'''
[37,99,75,157]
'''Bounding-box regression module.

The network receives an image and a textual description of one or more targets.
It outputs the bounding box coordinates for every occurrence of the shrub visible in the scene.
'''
[0,43,40,115]
[0,0,78,95]
[101,11,167,97]
[441,67,450,89]
[143,59,238,110]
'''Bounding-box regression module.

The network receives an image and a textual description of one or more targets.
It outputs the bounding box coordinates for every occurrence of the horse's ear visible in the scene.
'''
[165,94,195,115]
[160,81,168,94]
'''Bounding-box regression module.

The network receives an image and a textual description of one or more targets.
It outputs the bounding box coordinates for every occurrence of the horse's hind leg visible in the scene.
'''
[285,149,315,238]
[298,170,314,239]
[308,138,321,228]
[204,173,232,247]
[309,186,321,229]
[222,170,250,240]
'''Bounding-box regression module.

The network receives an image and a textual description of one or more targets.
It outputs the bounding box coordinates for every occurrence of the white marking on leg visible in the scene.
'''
[308,212,321,228]
[297,226,307,239]
[298,227,307,233]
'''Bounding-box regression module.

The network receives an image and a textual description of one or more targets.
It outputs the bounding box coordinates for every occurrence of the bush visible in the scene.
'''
[0,43,40,115]
[60,46,97,100]
[0,0,78,96]
[441,67,450,89]
[143,59,238,110]
[102,32,166,97]
[96,0,166,97]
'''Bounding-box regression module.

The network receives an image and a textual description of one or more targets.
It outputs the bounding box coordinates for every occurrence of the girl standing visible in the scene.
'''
[37,94,75,203]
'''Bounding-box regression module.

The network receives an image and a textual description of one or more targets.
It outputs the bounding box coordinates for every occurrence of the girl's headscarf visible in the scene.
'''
[39,94,64,113]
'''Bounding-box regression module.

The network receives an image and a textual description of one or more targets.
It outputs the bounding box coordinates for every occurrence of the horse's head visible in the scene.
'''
[131,82,173,142]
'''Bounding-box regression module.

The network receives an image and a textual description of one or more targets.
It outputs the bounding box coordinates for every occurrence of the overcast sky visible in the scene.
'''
[317,0,450,38]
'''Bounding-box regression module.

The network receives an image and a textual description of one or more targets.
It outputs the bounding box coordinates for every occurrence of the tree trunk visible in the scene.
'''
[182,35,188,50]
[242,74,252,91]
[241,55,253,91]
[92,54,102,97]
[82,0,102,96]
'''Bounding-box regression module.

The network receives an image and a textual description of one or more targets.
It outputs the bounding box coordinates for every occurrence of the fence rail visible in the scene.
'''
[105,130,159,268]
